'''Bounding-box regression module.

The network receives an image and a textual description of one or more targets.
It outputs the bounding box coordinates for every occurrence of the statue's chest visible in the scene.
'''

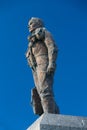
[32,41,47,56]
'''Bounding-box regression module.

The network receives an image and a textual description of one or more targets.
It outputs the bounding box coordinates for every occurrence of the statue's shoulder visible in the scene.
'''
[34,27,52,39]
[35,27,46,34]
[34,27,46,40]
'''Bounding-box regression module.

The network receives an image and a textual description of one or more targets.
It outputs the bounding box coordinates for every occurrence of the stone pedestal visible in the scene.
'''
[27,113,87,130]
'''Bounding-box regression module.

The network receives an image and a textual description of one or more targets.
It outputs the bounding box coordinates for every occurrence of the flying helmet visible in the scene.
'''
[28,17,44,32]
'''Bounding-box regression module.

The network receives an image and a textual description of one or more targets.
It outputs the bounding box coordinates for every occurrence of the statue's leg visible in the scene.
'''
[32,71,44,115]
[36,65,60,114]
[32,71,38,89]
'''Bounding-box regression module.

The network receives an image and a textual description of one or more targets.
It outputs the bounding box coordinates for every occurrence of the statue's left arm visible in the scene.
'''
[44,30,58,74]
[35,27,58,74]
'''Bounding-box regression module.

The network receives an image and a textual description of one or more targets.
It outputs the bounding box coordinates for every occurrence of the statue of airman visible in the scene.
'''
[26,17,60,115]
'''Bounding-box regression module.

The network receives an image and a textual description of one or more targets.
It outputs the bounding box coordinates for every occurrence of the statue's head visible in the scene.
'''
[28,17,44,32]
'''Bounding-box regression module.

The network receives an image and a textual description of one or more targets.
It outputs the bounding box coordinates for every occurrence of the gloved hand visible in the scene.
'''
[47,63,56,75]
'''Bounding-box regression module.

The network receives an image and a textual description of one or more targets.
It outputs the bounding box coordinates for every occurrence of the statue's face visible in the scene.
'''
[28,21,37,32]
[28,17,44,33]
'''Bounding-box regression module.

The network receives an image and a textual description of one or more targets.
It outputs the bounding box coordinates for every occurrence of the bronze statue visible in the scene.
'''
[26,17,60,115]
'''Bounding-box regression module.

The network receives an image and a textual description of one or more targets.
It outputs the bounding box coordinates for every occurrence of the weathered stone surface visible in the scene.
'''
[26,17,59,115]
[27,113,87,130]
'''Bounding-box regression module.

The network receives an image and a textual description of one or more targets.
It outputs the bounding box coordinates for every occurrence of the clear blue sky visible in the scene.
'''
[0,0,87,129]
